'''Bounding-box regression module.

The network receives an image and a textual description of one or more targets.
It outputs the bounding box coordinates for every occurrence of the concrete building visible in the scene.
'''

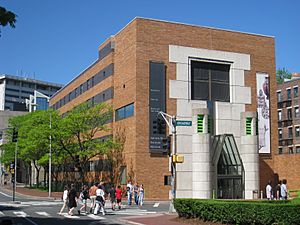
[275,76,300,190]
[49,17,276,200]
[0,74,63,111]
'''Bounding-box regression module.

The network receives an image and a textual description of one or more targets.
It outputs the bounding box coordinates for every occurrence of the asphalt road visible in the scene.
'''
[0,188,170,225]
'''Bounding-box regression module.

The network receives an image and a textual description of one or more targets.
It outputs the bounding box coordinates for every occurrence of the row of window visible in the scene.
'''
[6,79,58,91]
[52,64,114,110]
[277,86,299,102]
[278,126,300,139]
[278,106,299,121]
[278,146,300,155]
[115,103,134,121]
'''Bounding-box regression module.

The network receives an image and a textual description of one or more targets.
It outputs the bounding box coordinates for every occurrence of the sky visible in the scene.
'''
[0,0,299,85]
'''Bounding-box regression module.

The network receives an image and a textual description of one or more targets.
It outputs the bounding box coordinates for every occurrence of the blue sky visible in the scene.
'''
[0,0,299,85]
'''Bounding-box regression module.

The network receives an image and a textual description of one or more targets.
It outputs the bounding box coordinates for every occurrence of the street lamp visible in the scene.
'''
[49,112,52,198]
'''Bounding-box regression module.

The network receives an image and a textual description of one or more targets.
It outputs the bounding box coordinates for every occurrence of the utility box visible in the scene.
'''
[252,190,258,199]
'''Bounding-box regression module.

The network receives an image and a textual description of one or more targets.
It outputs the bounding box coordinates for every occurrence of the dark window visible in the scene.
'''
[289,147,294,154]
[278,129,283,139]
[296,146,300,153]
[277,91,282,102]
[36,97,48,110]
[278,111,282,121]
[287,89,291,100]
[115,103,134,121]
[296,127,300,137]
[164,176,172,186]
[287,108,292,120]
[278,148,283,154]
[191,61,230,102]
[294,87,298,97]
[295,107,299,118]
[80,84,84,94]
[288,127,293,138]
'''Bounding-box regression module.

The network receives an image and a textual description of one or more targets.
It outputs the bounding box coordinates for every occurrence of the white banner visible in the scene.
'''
[256,73,270,153]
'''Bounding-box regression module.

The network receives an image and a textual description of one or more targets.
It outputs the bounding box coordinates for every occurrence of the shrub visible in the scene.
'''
[174,199,300,225]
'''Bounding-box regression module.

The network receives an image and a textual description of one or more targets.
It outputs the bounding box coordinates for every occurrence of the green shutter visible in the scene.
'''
[256,118,258,135]
[197,115,204,133]
[208,115,212,134]
[246,118,252,135]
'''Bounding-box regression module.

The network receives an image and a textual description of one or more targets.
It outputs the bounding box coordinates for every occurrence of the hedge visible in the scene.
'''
[174,198,300,225]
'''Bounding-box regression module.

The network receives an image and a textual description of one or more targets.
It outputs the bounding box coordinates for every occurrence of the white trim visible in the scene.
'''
[276,90,281,93]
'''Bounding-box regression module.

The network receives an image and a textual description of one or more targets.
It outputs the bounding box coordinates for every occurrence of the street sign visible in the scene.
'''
[176,120,192,126]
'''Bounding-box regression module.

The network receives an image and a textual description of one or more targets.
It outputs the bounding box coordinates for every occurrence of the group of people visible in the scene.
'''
[58,182,125,216]
[265,179,288,200]
[58,181,145,216]
[126,181,144,206]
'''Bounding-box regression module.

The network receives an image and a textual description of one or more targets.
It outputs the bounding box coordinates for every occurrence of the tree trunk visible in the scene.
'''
[33,161,40,188]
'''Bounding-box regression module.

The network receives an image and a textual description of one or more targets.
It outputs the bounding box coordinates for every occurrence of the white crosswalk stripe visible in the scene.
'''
[86,214,106,220]
[36,211,51,217]
[0,211,5,216]
[13,211,28,217]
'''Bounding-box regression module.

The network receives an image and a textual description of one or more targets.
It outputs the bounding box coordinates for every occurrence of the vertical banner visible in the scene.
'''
[256,73,270,153]
[149,61,166,153]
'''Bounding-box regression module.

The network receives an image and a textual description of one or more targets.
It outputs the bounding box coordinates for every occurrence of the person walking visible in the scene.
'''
[116,185,122,210]
[78,185,89,214]
[58,185,69,215]
[109,186,116,210]
[276,180,282,200]
[94,184,105,215]
[281,179,288,200]
[138,184,144,206]
[126,181,133,205]
[89,182,98,213]
[68,184,78,216]
[133,182,139,205]
[266,180,272,200]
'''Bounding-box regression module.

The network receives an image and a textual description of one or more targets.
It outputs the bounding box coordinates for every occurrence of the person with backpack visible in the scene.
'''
[78,185,89,214]
[94,184,105,215]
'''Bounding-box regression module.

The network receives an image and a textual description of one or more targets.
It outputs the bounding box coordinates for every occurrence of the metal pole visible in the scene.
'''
[13,141,17,202]
[169,116,176,212]
[48,112,52,198]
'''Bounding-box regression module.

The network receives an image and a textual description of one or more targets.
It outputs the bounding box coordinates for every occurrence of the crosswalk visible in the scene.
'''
[0,205,157,220]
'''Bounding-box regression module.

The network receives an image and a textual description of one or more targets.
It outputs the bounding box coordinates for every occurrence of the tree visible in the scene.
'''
[55,102,115,184]
[277,68,292,84]
[0,6,16,36]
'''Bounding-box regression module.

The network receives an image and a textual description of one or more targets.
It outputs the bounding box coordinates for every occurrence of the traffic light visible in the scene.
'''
[162,135,171,155]
[157,116,166,134]
[12,128,18,142]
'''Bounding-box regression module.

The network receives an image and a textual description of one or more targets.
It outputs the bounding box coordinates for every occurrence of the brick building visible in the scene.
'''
[49,17,277,199]
[275,77,300,190]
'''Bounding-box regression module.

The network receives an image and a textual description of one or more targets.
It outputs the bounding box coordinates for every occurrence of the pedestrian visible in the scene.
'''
[126,181,133,205]
[58,185,69,215]
[89,182,98,213]
[68,184,78,216]
[116,185,122,210]
[94,184,105,215]
[78,185,89,214]
[138,184,144,206]
[276,180,282,200]
[109,186,116,210]
[133,182,139,205]
[281,179,288,200]
[266,180,272,200]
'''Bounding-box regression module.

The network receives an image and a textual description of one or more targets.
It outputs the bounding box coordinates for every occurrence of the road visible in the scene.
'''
[0,188,170,225]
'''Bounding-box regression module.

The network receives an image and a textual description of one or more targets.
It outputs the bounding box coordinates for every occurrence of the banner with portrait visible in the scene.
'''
[256,73,270,154]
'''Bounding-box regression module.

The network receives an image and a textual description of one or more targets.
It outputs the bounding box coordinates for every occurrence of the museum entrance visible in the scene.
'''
[212,134,244,199]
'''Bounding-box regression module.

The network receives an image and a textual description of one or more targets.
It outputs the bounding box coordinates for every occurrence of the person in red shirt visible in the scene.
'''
[116,185,123,210]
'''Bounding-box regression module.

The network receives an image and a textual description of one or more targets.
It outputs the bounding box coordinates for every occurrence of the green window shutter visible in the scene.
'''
[197,115,204,133]
[256,118,258,135]
[246,118,252,135]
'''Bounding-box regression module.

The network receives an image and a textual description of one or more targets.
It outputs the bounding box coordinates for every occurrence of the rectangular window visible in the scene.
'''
[295,107,299,118]
[164,175,172,186]
[191,61,230,102]
[277,91,282,102]
[278,148,283,154]
[296,146,300,153]
[289,147,294,154]
[287,88,291,100]
[287,108,292,120]
[278,110,282,121]
[294,86,298,97]
[288,127,293,138]
[115,103,134,121]
[120,166,127,185]
[296,127,300,137]
[278,129,283,139]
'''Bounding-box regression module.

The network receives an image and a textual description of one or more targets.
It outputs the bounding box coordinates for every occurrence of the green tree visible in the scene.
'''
[277,67,292,84]
[0,6,16,35]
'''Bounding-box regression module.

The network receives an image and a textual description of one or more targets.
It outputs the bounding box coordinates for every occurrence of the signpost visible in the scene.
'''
[176,120,192,126]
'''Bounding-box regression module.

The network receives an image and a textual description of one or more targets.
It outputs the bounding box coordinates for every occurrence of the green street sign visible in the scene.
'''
[176,120,192,126]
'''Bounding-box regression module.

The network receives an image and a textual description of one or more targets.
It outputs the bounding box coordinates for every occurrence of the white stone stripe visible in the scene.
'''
[86,214,106,220]
[36,212,50,217]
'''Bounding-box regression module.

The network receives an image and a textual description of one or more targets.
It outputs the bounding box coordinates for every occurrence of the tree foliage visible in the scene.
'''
[277,67,292,84]
[0,6,16,34]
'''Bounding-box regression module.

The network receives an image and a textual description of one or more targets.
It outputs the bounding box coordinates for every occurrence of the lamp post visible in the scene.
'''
[48,112,52,198]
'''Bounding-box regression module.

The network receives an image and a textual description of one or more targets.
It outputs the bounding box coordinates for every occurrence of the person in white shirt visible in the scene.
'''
[266,181,272,200]
[127,181,134,205]
[59,185,69,214]
[94,184,105,215]
[281,179,288,200]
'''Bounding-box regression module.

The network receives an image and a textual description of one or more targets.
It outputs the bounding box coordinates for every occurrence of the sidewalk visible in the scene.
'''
[120,213,184,225]
[1,184,62,200]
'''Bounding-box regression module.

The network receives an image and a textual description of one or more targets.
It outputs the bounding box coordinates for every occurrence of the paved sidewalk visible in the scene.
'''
[120,213,184,225]
[1,184,62,199]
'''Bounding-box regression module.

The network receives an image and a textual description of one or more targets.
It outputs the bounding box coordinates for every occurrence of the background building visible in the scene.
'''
[276,76,300,189]
[0,74,63,111]
[26,90,50,112]
[49,17,277,199]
